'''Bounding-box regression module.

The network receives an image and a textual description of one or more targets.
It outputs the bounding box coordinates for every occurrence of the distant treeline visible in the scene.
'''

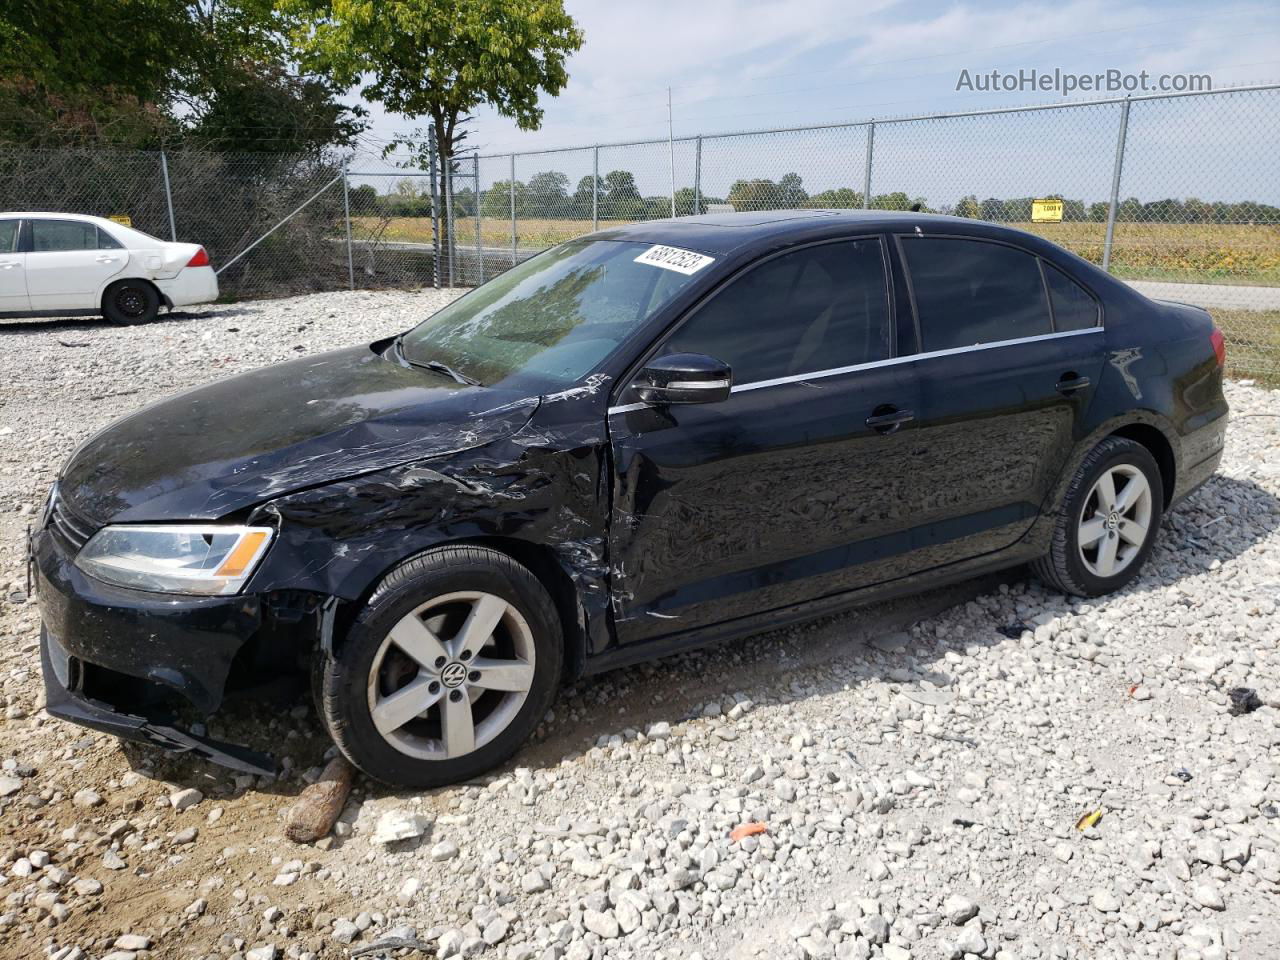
[350,169,1280,225]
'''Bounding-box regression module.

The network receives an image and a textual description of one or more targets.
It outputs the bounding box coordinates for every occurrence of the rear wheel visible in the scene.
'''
[102,280,160,325]
[1033,436,1164,597]
[318,546,562,788]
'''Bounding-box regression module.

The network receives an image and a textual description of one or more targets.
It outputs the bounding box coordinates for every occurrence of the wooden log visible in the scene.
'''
[283,756,355,844]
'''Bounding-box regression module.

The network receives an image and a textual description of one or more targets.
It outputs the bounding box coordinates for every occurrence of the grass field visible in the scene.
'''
[1215,308,1280,386]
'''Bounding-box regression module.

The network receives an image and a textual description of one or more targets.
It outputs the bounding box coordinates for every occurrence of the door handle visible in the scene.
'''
[1055,375,1091,395]
[865,407,915,435]
[0,261,18,269]
[95,256,119,263]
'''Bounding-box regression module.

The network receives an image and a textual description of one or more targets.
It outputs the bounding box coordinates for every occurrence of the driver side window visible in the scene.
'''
[659,238,891,385]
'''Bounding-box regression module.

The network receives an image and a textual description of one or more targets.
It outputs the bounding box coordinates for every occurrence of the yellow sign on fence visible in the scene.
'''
[107,215,132,226]
[1031,199,1064,223]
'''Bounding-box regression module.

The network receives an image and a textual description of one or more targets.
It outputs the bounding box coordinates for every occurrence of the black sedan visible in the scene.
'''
[33,210,1228,786]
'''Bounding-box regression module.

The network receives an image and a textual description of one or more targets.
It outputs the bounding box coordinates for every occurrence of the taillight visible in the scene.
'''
[186,247,210,268]
[1210,328,1226,368]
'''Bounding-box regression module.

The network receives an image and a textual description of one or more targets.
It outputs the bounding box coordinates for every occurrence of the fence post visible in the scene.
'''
[444,150,456,287]
[509,153,517,267]
[428,130,440,288]
[341,159,354,290]
[159,150,177,240]
[694,136,702,215]
[474,153,484,284]
[1102,98,1131,273]
[863,121,874,210]
[592,146,599,231]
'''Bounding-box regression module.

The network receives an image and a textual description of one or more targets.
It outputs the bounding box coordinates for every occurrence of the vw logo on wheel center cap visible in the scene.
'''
[1105,512,1120,529]
[440,661,468,688]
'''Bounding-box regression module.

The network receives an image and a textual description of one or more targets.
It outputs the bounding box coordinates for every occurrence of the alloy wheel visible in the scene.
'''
[1077,464,1153,578]
[366,591,536,760]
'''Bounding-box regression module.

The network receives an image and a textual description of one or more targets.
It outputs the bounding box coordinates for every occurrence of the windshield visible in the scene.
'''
[399,239,710,390]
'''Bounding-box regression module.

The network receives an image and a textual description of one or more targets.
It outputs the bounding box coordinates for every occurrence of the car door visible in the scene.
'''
[893,233,1106,564]
[606,236,922,645]
[0,219,27,312]
[25,219,128,310]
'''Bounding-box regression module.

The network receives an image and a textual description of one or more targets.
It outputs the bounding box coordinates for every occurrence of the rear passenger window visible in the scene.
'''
[97,228,124,250]
[661,239,890,384]
[31,219,98,252]
[0,220,17,253]
[900,237,1051,352]
[1044,262,1099,331]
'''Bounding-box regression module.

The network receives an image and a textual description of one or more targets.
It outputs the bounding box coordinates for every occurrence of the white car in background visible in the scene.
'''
[0,212,218,324]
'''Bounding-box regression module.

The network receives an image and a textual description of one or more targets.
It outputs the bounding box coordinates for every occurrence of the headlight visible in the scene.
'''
[75,525,273,596]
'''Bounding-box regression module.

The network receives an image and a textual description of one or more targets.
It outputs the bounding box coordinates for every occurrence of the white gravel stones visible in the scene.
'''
[372,810,430,845]
[942,894,978,924]
[429,840,460,861]
[0,293,1277,960]
[168,787,203,811]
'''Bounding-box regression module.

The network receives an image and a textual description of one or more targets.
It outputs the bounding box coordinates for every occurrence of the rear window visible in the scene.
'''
[1044,262,1099,331]
[0,220,17,253]
[900,236,1052,352]
[31,219,99,252]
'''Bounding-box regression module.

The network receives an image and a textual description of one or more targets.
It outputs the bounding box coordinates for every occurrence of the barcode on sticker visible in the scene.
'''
[634,244,715,275]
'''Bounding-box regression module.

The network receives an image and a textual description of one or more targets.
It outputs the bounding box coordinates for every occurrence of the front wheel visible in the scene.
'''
[318,546,562,788]
[102,280,160,325]
[1033,436,1164,597]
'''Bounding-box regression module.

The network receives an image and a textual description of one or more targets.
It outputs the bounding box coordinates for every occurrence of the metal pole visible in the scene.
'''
[444,151,456,287]
[341,159,354,290]
[474,153,484,284]
[693,136,702,215]
[159,150,177,240]
[1102,98,1131,273]
[667,87,677,218]
[863,121,874,210]
[592,146,599,231]
[428,131,440,288]
[509,153,517,266]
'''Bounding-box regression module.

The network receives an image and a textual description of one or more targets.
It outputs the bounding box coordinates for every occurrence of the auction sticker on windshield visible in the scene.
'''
[634,244,715,275]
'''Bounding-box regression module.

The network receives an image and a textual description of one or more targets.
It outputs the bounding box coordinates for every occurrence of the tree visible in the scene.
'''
[954,195,981,218]
[673,187,703,216]
[0,1,360,152]
[525,171,570,217]
[805,187,862,209]
[572,175,603,218]
[727,178,781,211]
[286,0,583,275]
[778,172,807,207]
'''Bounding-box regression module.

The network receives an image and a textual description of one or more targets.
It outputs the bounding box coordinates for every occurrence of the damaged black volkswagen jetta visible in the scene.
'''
[33,211,1228,787]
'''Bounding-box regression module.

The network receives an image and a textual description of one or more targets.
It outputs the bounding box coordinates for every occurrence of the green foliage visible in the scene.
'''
[0,0,361,152]
[285,0,583,162]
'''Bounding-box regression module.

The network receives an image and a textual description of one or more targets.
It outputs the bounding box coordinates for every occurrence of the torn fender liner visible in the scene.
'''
[41,629,274,776]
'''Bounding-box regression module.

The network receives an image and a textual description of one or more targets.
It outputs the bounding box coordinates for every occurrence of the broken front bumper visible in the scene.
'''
[41,629,273,775]
[33,525,276,776]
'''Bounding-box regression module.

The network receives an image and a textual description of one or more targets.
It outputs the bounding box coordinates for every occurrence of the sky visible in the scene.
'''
[351,0,1280,206]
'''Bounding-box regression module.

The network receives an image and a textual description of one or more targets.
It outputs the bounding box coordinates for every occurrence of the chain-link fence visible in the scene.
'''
[2,84,1278,378]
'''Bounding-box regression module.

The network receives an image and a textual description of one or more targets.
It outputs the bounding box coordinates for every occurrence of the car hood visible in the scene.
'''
[59,344,540,524]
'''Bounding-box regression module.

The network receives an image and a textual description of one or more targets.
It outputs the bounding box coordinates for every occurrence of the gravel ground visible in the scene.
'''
[0,290,1277,960]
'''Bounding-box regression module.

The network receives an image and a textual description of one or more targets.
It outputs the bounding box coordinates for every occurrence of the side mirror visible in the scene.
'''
[634,353,732,405]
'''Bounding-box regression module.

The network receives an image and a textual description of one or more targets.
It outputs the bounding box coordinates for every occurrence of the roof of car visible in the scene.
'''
[0,212,112,221]
[594,209,1037,256]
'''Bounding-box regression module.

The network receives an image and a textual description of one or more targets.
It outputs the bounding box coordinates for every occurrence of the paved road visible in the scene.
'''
[1122,280,1279,310]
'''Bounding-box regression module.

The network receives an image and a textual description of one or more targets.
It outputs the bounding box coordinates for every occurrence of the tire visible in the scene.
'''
[319,545,563,788]
[102,280,160,325]
[1033,436,1164,597]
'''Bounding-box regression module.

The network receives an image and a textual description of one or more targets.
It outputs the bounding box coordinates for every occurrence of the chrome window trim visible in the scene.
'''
[607,326,1103,416]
